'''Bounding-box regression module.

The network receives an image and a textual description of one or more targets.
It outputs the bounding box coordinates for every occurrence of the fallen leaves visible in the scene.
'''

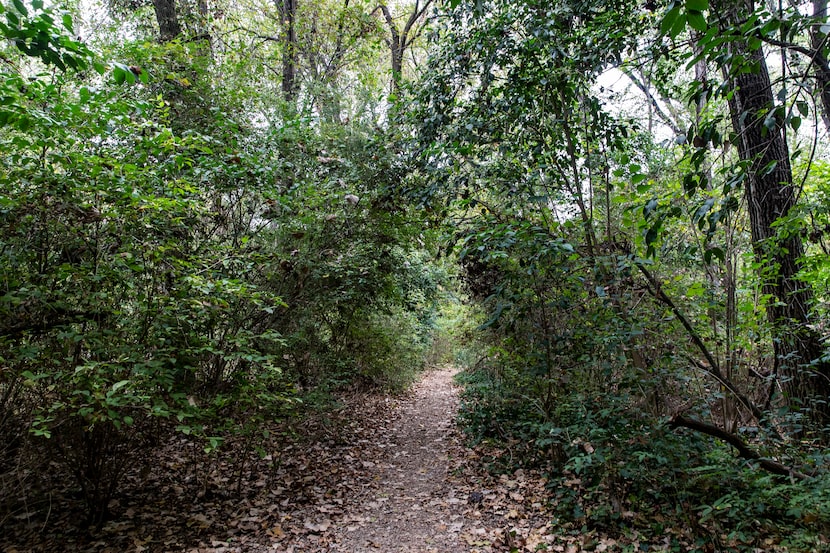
[5,366,766,553]
[0,388,403,553]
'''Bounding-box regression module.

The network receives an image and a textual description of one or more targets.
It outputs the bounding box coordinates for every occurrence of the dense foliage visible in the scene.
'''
[410,0,830,550]
[0,0,439,528]
[1,0,829,550]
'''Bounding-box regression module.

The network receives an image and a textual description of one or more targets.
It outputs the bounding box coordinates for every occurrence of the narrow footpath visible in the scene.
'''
[318,365,555,553]
[1,367,556,552]
[329,366,470,552]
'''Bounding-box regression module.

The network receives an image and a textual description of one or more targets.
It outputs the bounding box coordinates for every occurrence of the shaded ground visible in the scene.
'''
[329,366,471,552]
[1,367,556,552]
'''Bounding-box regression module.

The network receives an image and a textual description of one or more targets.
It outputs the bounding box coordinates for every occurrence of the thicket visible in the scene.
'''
[2,0,830,550]
[411,0,830,550]
[0,0,438,528]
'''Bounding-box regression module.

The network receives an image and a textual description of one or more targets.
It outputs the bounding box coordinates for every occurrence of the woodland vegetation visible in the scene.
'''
[1,0,830,551]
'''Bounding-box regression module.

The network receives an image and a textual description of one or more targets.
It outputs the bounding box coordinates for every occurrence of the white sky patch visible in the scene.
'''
[594,65,680,146]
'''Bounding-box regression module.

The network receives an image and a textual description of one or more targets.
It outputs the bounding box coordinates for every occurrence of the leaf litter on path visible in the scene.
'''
[1,366,558,552]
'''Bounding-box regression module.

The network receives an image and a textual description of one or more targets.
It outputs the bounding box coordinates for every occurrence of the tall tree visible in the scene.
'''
[376,0,433,91]
[153,0,182,40]
[276,0,299,101]
[711,0,830,424]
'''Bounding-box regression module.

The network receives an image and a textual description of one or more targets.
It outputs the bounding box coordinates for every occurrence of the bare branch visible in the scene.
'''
[619,67,684,136]
[669,415,812,480]
[636,262,771,427]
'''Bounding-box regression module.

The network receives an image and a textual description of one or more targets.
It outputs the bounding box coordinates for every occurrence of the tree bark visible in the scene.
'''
[379,5,403,90]
[276,0,299,102]
[153,0,181,41]
[812,0,830,132]
[715,0,830,426]
[377,1,433,92]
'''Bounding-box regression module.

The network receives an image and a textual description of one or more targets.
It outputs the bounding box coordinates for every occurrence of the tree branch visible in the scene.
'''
[401,0,434,49]
[755,33,830,79]
[619,67,683,136]
[669,414,812,480]
[636,262,771,427]
[1,309,110,339]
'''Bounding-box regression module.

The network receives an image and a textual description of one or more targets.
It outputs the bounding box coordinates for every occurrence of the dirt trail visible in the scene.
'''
[329,366,468,552]
[1,366,555,552]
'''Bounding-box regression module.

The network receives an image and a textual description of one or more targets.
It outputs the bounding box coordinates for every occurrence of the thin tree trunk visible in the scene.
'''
[378,1,433,92]
[277,0,299,102]
[379,5,403,91]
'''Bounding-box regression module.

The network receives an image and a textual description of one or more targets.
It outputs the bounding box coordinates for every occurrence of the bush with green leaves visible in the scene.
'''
[0,5,249,522]
[0,1,443,527]
[0,74,290,523]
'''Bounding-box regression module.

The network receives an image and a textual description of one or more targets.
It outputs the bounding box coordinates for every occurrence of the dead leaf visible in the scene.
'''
[303,519,331,533]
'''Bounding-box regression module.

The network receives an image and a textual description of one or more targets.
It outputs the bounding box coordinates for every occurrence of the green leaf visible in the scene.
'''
[687,11,707,32]
[113,66,126,84]
[643,198,658,218]
[704,247,724,264]
[32,0,43,9]
[686,0,708,10]
[11,0,27,16]
[686,281,705,298]
[790,116,801,132]
[111,380,130,392]
[763,111,777,132]
[671,12,687,38]
[660,5,682,36]
[17,114,30,131]
[693,197,715,225]
[204,436,223,454]
[112,63,137,85]
[645,225,660,246]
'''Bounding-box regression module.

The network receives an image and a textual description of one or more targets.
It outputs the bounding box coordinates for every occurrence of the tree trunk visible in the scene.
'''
[277,0,299,102]
[379,5,403,91]
[811,0,830,132]
[378,1,433,92]
[153,0,181,41]
[716,1,830,426]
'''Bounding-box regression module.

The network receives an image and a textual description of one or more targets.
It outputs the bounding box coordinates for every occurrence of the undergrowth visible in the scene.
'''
[455,364,830,552]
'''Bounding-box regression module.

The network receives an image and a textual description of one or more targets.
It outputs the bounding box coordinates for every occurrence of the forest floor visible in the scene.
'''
[2,366,565,553]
